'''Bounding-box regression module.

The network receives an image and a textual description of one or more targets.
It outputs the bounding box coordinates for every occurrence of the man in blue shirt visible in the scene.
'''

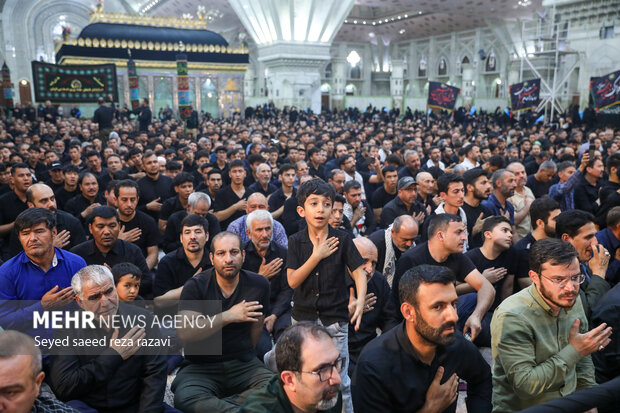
[482,169,516,225]
[0,208,86,332]
[596,206,620,285]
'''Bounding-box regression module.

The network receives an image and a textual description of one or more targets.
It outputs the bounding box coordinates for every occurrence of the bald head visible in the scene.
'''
[415,172,434,197]
[246,192,268,214]
[26,183,57,213]
[353,237,378,277]
[391,215,418,251]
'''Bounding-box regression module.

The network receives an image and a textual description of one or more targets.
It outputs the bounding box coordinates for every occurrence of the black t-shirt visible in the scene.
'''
[514,232,537,278]
[119,210,161,258]
[154,247,212,298]
[179,268,270,363]
[465,247,519,309]
[137,174,175,222]
[287,227,365,325]
[54,187,79,211]
[162,210,221,253]
[212,186,249,230]
[371,186,396,209]
[526,175,552,199]
[462,202,493,249]
[159,196,184,222]
[70,239,149,277]
[393,242,476,307]
[268,188,295,214]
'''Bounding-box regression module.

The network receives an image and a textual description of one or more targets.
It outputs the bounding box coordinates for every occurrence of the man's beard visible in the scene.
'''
[543,223,555,238]
[473,188,489,201]
[315,389,340,411]
[414,307,456,347]
[539,280,577,309]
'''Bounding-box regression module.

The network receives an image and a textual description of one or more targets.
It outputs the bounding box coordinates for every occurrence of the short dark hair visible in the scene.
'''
[275,322,332,378]
[229,159,245,170]
[333,194,346,205]
[114,179,139,198]
[10,162,30,176]
[15,208,56,234]
[606,153,620,174]
[606,206,620,228]
[382,165,398,175]
[338,154,353,167]
[488,154,506,169]
[482,215,511,235]
[87,205,119,226]
[557,161,576,173]
[530,197,560,228]
[297,178,335,206]
[529,238,578,274]
[462,168,489,192]
[437,173,463,194]
[399,264,456,307]
[173,172,194,187]
[278,163,295,175]
[111,262,143,284]
[207,169,222,179]
[166,161,182,172]
[63,164,79,174]
[78,171,97,186]
[555,210,595,238]
[248,154,265,165]
[86,150,100,159]
[427,213,461,239]
[181,213,209,233]
[308,147,321,157]
[343,180,361,193]
[209,231,242,254]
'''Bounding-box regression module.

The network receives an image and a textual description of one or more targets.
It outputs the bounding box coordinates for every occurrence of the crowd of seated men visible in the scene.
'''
[1,101,620,413]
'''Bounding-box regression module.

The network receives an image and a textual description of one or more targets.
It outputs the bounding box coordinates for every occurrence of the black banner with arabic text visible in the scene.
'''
[590,70,620,111]
[427,81,460,111]
[509,79,541,112]
[31,61,118,103]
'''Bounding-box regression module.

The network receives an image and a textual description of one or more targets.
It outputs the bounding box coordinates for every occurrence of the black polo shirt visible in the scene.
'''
[286,227,365,325]
[70,239,149,276]
[268,188,296,214]
[179,268,270,363]
[54,187,79,211]
[379,196,425,228]
[352,322,492,413]
[137,174,175,222]
[465,247,519,309]
[462,202,493,249]
[162,210,221,253]
[159,196,184,221]
[153,246,212,298]
[44,179,64,193]
[280,196,303,235]
[98,170,129,194]
[242,241,291,318]
[0,190,28,225]
[370,186,396,209]
[393,242,475,308]
[119,210,161,259]
[64,193,106,221]
[212,185,249,230]
[247,182,278,198]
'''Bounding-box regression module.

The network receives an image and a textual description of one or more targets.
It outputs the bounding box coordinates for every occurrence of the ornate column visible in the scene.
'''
[462,63,474,106]
[391,59,404,110]
[331,57,346,110]
[244,67,255,98]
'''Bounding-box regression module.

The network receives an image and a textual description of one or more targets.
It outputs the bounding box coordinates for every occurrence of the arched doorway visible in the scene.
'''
[201,78,219,117]
[320,83,331,110]
[19,79,32,105]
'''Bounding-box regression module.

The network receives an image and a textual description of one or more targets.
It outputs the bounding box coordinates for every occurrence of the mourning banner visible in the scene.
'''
[509,78,541,112]
[590,70,620,111]
[31,61,118,103]
[427,81,460,111]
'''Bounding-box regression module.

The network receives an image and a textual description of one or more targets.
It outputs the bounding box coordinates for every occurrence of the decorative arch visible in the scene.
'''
[437,56,448,76]
[459,56,470,74]
[418,58,427,77]
[485,50,497,72]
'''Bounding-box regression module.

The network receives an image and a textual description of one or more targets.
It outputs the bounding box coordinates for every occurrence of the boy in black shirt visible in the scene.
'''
[286,179,367,413]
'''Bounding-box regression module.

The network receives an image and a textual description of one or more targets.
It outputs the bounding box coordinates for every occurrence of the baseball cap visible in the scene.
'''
[50,162,62,171]
[397,177,417,190]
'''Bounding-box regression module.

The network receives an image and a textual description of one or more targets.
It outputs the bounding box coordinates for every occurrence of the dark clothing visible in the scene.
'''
[119,211,161,259]
[308,163,326,179]
[379,196,424,228]
[242,241,292,320]
[178,268,270,364]
[64,193,106,228]
[268,188,295,215]
[246,182,278,198]
[514,232,538,278]
[212,185,249,230]
[280,196,303,235]
[368,229,404,275]
[93,105,115,129]
[55,187,79,211]
[595,228,620,285]
[393,242,476,309]
[397,166,417,179]
[573,175,601,215]
[240,375,341,413]
[0,190,29,257]
[592,284,620,383]
[47,304,168,413]
[137,106,152,132]
[481,193,515,225]
[162,210,220,253]
[465,247,519,309]
[526,175,552,198]
[462,201,493,249]
[352,322,493,413]
[153,247,211,299]
[70,239,149,277]
[286,227,364,326]
[137,174,175,222]
[159,196,184,222]
[579,266,611,320]
[370,185,396,210]
[349,200,376,236]
[599,181,620,205]
[32,396,80,413]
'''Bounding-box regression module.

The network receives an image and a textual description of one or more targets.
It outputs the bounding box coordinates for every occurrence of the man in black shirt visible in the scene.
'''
[242,209,292,357]
[163,192,221,253]
[137,98,152,132]
[269,164,296,221]
[93,96,115,144]
[352,264,492,413]
[370,165,398,224]
[154,214,211,313]
[462,168,493,249]
[137,152,175,223]
[196,169,222,203]
[247,163,277,197]
[574,157,604,214]
[159,172,194,233]
[591,283,620,383]
[0,163,32,258]
[85,150,108,184]
[525,161,556,198]
[45,161,65,192]
[380,177,425,228]
[55,165,80,211]
[393,214,495,342]
[71,206,149,285]
[115,180,161,270]
[173,232,273,412]
[213,159,250,230]
[64,172,105,230]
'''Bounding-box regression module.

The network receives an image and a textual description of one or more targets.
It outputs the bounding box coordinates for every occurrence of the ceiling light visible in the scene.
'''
[518,0,531,6]
[344,19,348,23]
[363,21,366,24]
[418,11,422,15]
[353,20,357,24]
[369,32,375,38]
[384,19,388,22]
[399,29,406,34]
[397,16,401,19]
[404,14,408,17]
[347,50,361,67]
[372,22,376,25]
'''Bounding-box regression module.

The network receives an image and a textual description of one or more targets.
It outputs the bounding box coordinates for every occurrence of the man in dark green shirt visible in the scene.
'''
[240,322,342,413]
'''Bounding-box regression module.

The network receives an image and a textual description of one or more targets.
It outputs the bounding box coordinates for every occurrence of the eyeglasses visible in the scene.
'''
[298,357,344,382]
[539,273,585,288]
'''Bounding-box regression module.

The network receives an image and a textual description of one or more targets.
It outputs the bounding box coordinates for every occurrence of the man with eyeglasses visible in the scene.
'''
[240,322,343,413]
[491,238,611,412]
